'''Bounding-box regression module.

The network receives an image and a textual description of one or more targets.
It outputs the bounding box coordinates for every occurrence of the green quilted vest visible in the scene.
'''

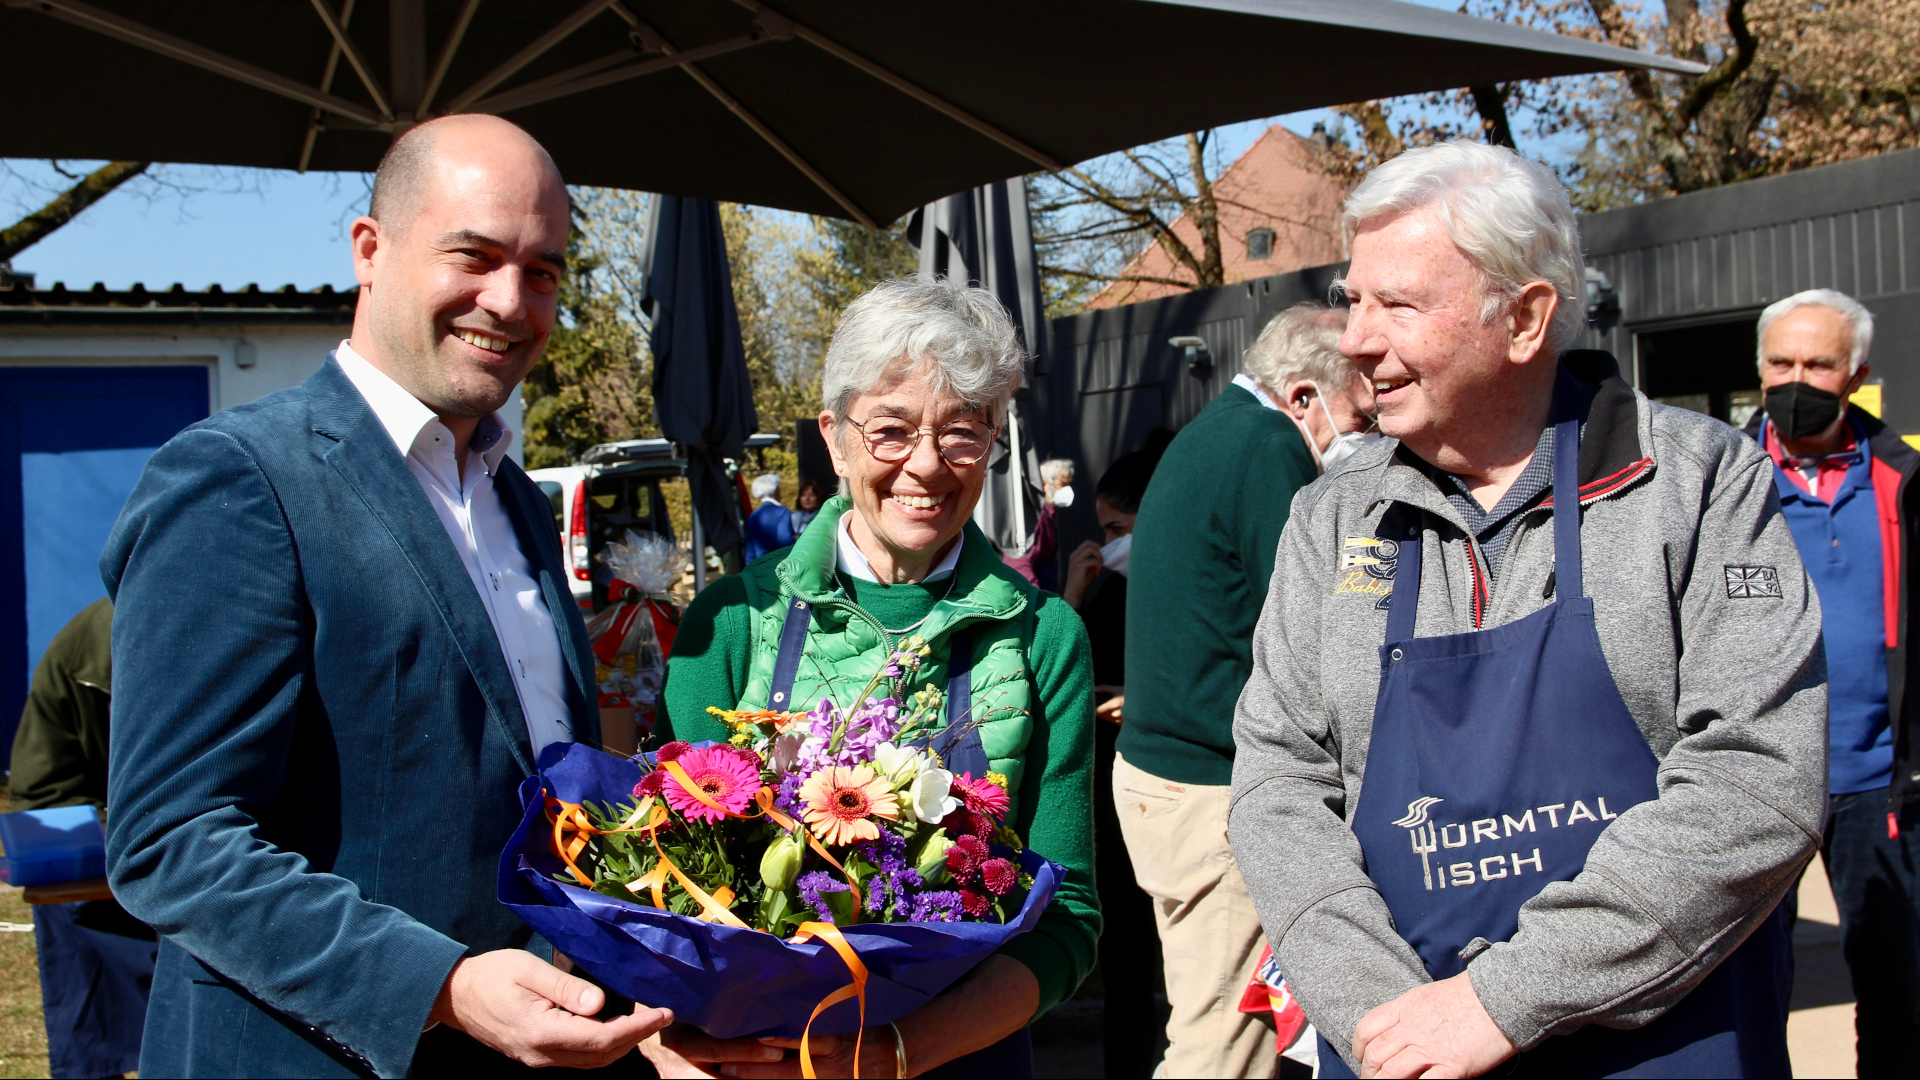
[735,495,1041,816]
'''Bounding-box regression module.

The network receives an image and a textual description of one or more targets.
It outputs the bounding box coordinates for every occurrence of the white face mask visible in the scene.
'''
[1099,532,1132,576]
[1310,383,1381,472]
[1049,485,1075,508]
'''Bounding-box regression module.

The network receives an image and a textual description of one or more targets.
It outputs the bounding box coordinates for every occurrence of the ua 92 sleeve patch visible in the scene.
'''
[1725,565,1783,599]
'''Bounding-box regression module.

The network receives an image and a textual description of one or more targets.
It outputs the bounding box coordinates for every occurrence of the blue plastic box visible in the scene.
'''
[0,805,106,887]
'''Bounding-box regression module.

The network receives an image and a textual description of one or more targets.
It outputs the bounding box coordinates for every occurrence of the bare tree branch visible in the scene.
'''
[2,161,150,264]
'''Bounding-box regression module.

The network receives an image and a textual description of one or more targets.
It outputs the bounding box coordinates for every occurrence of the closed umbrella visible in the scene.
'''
[0,1,1701,225]
[908,181,1048,558]
[639,194,756,578]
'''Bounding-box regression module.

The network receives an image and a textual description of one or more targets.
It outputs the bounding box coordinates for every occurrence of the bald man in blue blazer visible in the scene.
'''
[100,116,672,1077]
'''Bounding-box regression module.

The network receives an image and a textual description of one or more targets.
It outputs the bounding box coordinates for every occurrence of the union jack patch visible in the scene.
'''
[1724,565,1782,599]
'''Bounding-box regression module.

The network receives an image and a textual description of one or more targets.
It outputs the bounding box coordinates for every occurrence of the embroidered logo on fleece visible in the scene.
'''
[1337,536,1398,609]
[1724,565,1783,599]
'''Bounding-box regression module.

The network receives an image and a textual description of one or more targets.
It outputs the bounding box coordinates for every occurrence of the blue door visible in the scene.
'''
[1,367,209,767]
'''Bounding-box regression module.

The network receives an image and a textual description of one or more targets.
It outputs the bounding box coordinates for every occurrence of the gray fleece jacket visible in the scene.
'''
[1227,352,1828,1066]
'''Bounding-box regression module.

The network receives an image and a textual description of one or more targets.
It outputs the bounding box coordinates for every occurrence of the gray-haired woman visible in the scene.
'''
[643,277,1099,1079]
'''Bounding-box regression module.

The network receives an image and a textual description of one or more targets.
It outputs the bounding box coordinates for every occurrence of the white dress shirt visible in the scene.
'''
[334,341,575,757]
[1232,371,1282,411]
[836,510,963,584]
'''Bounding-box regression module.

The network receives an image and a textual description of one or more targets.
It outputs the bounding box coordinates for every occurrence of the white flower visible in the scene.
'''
[871,741,927,787]
[769,730,808,773]
[907,766,958,825]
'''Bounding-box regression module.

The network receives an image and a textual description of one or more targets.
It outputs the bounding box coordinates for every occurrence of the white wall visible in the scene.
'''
[0,323,526,460]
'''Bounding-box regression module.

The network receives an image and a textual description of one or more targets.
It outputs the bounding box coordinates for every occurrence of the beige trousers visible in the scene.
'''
[1113,752,1277,1080]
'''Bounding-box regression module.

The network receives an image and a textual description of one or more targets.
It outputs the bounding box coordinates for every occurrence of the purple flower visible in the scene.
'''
[909,890,965,923]
[797,871,850,923]
[774,772,806,818]
[853,830,924,917]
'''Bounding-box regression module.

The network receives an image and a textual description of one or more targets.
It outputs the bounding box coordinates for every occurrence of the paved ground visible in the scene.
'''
[1791,853,1856,1079]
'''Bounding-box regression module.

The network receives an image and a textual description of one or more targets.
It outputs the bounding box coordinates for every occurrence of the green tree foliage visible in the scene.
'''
[521,195,655,469]
[520,190,922,498]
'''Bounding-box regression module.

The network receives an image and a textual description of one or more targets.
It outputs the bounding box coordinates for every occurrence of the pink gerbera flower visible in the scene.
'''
[662,746,760,824]
[632,770,665,799]
[950,772,1011,823]
[656,741,693,763]
[799,765,900,847]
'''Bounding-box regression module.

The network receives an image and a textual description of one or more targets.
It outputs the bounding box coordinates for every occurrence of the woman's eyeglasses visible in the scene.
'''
[847,416,996,465]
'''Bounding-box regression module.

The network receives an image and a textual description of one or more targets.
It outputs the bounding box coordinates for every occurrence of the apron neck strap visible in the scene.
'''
[1384,417,1584,642]
[1551,418,1583,600]
[766,597,812,710]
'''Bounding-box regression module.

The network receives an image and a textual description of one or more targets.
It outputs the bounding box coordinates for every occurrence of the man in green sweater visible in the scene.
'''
[1118,303,1373,1077]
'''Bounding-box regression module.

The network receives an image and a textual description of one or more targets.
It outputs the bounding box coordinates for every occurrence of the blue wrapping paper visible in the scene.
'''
[498,742,1062,1038]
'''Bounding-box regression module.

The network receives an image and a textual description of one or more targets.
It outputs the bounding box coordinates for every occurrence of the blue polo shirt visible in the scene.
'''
[1770,422,1895,794]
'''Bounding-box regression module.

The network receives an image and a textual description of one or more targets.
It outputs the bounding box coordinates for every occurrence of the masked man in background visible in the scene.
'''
[1119,301,1372,1078]
[1743,288,1920,1078]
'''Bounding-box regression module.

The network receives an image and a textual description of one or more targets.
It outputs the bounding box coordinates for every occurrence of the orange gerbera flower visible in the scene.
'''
[799,765,900,847]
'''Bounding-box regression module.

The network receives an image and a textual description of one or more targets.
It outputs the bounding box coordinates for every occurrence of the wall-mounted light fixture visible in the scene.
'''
[1169,335,1212,379]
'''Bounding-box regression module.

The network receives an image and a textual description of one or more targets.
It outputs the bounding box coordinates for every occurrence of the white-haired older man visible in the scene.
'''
[1742,288,1920,1076]
[1229,141,1826,1078]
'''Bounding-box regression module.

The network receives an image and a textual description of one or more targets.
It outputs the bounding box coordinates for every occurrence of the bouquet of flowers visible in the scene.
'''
[498,638,1062,1044]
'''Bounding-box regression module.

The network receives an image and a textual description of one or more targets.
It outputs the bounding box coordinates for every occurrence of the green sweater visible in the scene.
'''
[1118,383,1319,785]
[657,553,1100,1020]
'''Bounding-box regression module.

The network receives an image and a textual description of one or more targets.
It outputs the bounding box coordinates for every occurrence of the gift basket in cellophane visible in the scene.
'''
[497,641,1062,1073]
[583,531,682,754]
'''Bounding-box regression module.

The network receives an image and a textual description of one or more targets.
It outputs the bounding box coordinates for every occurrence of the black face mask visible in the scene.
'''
[1765,381,1844,442]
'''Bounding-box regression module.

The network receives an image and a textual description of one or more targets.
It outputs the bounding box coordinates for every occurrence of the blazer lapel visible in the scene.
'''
[307,359,537,775]
[495,461,603,750]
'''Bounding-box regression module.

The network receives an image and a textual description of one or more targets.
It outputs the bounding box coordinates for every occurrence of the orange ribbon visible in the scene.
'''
[544,782,876,1077]
[545,793,743,925]
[792,921,869,1080]
[658,761,866,917]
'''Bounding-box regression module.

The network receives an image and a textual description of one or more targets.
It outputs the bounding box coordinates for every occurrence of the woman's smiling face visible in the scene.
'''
[821,361,996,580]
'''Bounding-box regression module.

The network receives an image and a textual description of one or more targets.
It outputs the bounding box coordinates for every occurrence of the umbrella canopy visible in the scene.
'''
[3,0,1701,226]
[908,182,1049,556]
[639,195,756,560]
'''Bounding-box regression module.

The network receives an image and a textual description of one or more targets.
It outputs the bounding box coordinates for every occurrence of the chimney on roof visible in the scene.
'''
[1311,121,1332,150]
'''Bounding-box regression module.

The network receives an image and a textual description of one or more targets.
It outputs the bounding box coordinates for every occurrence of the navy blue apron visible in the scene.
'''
[767,596,1030,1078]
[1318,420,1791,1079]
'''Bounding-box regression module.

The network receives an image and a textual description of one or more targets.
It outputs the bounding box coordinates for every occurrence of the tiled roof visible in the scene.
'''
[0,280,356,325]
[1087,125,1348,311]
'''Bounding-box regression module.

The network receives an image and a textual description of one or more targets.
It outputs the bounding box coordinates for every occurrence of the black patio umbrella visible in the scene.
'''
[638,194,756,570]
[908,182,1050,559]
[2,0,1700,227]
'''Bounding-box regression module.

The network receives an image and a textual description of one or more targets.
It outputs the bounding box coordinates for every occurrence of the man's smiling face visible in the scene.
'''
[354,118,569,419]
[1337,208,1523,459]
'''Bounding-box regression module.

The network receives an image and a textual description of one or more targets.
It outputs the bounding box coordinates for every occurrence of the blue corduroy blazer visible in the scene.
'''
[101,356,602,1078]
